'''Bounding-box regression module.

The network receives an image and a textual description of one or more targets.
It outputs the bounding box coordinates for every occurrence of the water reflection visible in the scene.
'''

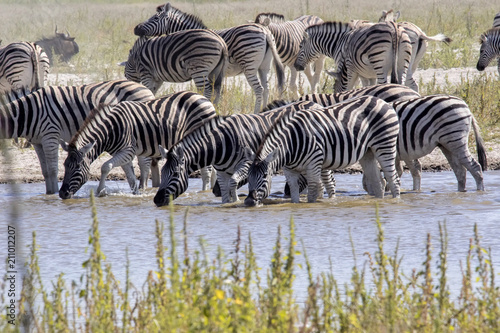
[1,171,499,302]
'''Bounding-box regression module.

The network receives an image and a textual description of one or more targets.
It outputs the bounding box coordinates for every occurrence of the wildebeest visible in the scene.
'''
[35,27,79,64]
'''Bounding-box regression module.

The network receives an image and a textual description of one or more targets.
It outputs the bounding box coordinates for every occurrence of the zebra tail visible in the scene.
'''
[265,32,285,97]
[30,43,42,91]
[212,48,228,103]
[472,115,488,171]
[423,33,452,45]
[389,21,399,85]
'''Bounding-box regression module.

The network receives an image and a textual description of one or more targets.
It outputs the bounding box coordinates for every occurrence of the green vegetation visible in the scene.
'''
[1,193,499,331]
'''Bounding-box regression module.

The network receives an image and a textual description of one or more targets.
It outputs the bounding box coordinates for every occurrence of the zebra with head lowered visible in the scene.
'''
[295,86,486,192]
[0,80,155,194]
[153,100,320,206]
[122,29,227,104]
[294,21,411,93]
[0,42,50,93]
[477,13,500,76]
[244,96,401,206]
[379,10,452,92]
[133,3,285,113]
[59,91,217,199]
[253,12,325,97]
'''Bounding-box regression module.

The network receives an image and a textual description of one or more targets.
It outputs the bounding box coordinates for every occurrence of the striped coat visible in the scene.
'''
[59,91,218,199]
[0,80,154,194]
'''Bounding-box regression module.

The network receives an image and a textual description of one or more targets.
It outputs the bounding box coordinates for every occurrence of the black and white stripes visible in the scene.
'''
[59,91,218,199]
[477,13,500,75]
[133,3,285,113]
[123,30,228,103]
[244,96,401,205]
[0,80,154,194]
[0,42,50,93]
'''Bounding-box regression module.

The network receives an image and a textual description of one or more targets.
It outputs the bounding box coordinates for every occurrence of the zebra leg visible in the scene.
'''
[403,159,422,191]
[121,162,140,195]
[288,66,299,98]
[305,167,322,203]
[97,151,137,195]
[310,55,325,93]
[199,166,214,191]
[321,169,336,198]
[33,143,58,194]
[258,68,270,111]
[359,152,385,198]
[245,72,264,113]
[137,156,151,189]
[150,157,160,188]
[440,146,484,192]
[371,149,400,198]
[283,170,301,203]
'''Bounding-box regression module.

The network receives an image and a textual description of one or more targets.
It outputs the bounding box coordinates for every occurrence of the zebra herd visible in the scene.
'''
[0,4,498,207]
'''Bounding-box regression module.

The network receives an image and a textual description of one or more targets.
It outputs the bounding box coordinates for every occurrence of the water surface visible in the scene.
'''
[1,170,499,302]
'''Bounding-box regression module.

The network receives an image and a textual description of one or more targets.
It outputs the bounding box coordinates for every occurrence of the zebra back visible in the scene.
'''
[0,42,49,93]
[298,83,421,106]
[493,12,500,27]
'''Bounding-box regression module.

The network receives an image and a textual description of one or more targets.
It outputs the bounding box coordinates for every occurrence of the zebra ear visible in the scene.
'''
[394,11,401,20]
[243,147,256,162]
[302,31,310,40]
[158,145,168,159]
[60,139,70,152]
[118,61,127,66]
[80,142,96,155]
[164,3,172,12]
[479,34,487,43]
[264,149,279,163]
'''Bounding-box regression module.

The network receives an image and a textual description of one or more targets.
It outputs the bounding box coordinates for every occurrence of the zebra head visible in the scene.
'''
[122,37,148,83]
[59,140,95,199]
[244,148,279,207]
[477,29,499,71]
[294,31,317,71]
[154,145,189,207]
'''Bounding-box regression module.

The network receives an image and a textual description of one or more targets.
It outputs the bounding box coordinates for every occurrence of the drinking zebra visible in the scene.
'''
[153,100,321,206]
[244,96,401,205]
[0,80,155,194]
[477,13,500,75]
[293,88,486,192]
[253,12,325,97]
[379,10,452,92]
[294,21,411,93]
[133,3,285,113]
[59,91,217,199]
[0,42,50,93]
[122,29,227,103]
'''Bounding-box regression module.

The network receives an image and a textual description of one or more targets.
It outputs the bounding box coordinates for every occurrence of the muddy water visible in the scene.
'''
[1,171,499,301]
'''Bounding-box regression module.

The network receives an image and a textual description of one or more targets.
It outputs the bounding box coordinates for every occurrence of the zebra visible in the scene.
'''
[243,96,401,206]
[133,3,285,113]
[0,79,155,194]
[298,83,421,105]
[58,91,218,199]
[390,94,486,192]
[477,13,500,76]
[153,100,321,206]
[294,21,412,93]
[253,12,325,97]
[293,85,485,192]
[0,42,50,93]
[122,29,228,104]
[379,10,452,92]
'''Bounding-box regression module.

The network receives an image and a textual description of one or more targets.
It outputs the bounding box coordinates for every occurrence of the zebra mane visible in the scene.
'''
[254,107,297,160]
[261,99,295,112]
[254,12,286,25]
[0,87,31,105]
[161,4,208,29]
[69,103,110,147]
[306,21,353,33]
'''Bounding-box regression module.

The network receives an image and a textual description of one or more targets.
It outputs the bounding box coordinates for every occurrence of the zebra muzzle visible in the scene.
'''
[244,191,260,207]
[153,188,169,207]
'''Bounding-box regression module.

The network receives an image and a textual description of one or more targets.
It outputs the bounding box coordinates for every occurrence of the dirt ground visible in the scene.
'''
[0,66,499,185]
